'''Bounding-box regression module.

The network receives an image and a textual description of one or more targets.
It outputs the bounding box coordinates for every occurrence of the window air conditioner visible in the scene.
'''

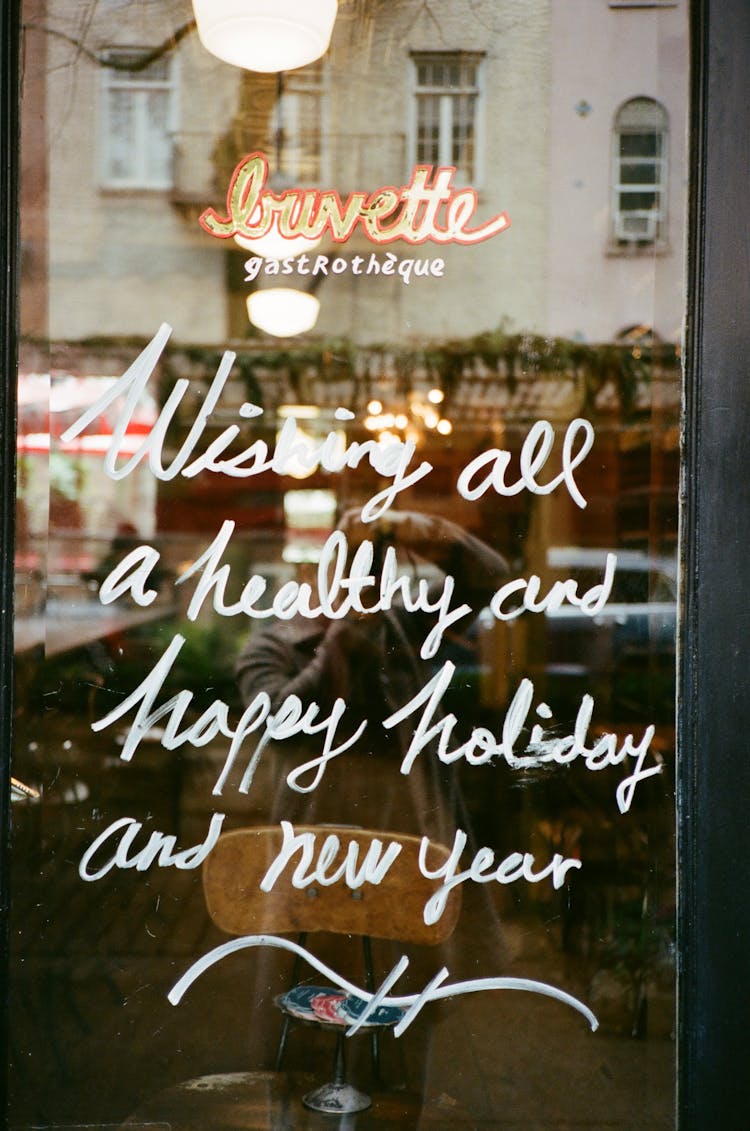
[615,210,659,242]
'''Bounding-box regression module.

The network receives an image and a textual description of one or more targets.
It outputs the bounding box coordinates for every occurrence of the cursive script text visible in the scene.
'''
[200,153,510,247]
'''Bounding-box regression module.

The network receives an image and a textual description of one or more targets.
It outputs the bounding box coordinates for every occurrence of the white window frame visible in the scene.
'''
[99,49,178,190]
[409,52,485,186]
[611,97,669,247]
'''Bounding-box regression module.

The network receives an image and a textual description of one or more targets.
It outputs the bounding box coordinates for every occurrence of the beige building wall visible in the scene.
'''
[45,1,236,346]
[44,0,552,350]
[312,0,552,346]
[544,0,688,344]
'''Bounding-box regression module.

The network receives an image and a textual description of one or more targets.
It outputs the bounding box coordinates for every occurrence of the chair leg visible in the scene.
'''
[274,931,308,1069]
[274,1014,292,1072]
[362,935,381,1082]
[302,1030,372,1115]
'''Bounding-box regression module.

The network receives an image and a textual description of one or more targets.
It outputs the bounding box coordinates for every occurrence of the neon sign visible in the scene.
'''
[200,152,510,247]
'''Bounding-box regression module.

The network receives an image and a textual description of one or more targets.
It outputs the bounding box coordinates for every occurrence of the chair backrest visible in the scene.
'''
[203,825,461,946]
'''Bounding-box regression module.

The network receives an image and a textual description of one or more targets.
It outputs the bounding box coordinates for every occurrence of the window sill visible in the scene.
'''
[605,240,671,257]
[99,183,173,194]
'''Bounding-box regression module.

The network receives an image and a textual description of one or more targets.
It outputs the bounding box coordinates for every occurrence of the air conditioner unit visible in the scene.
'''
[615,210,659,242]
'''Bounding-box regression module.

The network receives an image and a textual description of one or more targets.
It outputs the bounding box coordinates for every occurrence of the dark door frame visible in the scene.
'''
[678,0,750,1124]
[1,0,750,1125]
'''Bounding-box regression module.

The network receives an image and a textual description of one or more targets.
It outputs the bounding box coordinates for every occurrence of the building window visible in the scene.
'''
[277,62,326,183]
[411,52,483,183]
[219,63,326,189]
[611,97,668,245]
[101,51,176,189]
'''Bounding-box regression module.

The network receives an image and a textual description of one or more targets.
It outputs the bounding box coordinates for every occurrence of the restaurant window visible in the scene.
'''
[100,50,176,189]
[8,2,691,1127]
[411,51,482,182]
[611,96,668,245]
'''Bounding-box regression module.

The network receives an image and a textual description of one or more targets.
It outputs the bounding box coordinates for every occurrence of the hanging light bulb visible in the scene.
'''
[192,0,339,73]
[247,288,320,336]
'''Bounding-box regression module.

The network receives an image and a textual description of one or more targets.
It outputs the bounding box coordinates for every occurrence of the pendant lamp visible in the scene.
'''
[247,288,320,336]
[192,0,339,73]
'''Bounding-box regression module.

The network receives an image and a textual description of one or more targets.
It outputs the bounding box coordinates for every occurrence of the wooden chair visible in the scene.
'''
[202,824,462,1115]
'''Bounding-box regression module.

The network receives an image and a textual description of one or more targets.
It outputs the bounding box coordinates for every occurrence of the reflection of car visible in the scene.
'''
[472,547,677,723]
[542,547,677,666]
[536,547,677,720]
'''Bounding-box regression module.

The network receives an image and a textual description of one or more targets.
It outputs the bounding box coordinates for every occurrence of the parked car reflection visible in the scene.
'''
[525,546,677,723]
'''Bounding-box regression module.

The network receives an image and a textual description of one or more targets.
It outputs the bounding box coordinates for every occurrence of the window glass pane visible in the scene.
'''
[619,190,659,210]
[451,93,475,173]
[620,131,661,158]
[416,93,442,163]
[144,89,172,182]
[105,89,137,179]
[619,161,660,184]
[11,3,687,1128]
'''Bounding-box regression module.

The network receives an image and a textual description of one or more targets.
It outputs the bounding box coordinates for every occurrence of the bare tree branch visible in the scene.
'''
[22,18,196,71]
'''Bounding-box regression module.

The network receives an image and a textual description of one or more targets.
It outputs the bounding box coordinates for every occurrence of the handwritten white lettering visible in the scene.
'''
[260,821,403,892]
[79,812,225,881]
[89,634,365,797]
[456,418,595,509]
[384,661,660,814]
[490,552,616,620]
[255,822,580,926]
[244,252,446,284]
[175,521,469,660]
[168,935,598,1034]
[418,827,581,925]
[59,325,432,522]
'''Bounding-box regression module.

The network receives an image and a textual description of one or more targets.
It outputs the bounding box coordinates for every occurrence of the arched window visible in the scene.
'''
[612,97,668,245]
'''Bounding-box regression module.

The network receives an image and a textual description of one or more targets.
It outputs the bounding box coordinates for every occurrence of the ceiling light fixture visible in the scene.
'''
[247,288,320,336]
[192,0,339,73]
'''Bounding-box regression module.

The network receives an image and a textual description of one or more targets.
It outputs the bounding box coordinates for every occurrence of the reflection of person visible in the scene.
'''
[84,522,172,593]
[233,511,513,1081]
[235,510,509,837]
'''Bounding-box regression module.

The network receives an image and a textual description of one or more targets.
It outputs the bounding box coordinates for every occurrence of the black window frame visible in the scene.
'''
[677,0,750,1123]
